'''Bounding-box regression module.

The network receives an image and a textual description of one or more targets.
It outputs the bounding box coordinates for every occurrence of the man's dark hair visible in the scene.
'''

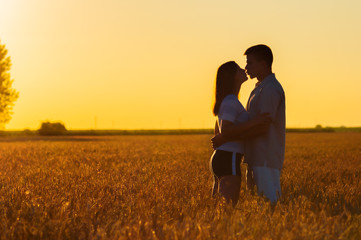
[244,44,273,67]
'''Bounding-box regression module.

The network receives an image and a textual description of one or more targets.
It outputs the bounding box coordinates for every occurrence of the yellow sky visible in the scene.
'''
[1,0,360,130]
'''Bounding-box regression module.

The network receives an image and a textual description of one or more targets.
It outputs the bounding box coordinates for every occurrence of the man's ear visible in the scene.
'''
[260,60,268,68]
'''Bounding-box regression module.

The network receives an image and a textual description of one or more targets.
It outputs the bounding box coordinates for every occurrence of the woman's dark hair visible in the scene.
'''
[213,61,240,116]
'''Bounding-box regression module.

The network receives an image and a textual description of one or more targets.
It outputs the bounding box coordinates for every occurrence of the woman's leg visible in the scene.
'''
[246,166,255,193]
[211,175,219,198]
[219,175,242,207]
[210,150,242,205]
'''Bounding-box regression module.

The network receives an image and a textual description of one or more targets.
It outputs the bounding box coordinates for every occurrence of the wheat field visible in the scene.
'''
[0,133,360,239]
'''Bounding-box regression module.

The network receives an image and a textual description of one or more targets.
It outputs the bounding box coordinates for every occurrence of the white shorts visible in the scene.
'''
[252,166,281,203]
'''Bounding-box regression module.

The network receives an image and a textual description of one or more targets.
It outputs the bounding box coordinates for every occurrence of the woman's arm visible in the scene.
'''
[214,120,219,135]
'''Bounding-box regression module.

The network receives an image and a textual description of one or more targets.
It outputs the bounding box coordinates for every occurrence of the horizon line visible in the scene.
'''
[3,126,361,132]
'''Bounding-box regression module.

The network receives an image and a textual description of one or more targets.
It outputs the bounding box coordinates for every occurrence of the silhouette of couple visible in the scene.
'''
[210,44,285,206]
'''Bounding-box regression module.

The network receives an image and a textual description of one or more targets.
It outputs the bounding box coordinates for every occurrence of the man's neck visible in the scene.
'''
[256,70,273,82]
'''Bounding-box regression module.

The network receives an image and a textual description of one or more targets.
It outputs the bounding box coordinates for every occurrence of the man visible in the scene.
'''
[212,44,285,203]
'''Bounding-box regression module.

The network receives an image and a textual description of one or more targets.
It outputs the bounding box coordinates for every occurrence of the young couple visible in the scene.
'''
[210,44,285,206]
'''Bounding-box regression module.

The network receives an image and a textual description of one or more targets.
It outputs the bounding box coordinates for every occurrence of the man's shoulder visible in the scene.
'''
[263,78,284,94]
[257,80,284,104]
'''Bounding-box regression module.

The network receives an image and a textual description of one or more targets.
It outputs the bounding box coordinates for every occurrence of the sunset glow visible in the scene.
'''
[1,0,360,130]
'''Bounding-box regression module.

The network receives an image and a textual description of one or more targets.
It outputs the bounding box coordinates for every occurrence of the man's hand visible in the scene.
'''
[253,112,272,126]
[211,133,225,150]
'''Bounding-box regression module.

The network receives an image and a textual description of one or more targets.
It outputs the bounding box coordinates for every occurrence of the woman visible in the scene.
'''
[209,61,271,207]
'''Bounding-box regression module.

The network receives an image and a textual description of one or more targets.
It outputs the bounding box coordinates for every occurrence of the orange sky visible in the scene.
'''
[1,0,360,130]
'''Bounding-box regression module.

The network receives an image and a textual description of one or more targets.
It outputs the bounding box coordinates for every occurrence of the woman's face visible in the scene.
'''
[234,68,248,89]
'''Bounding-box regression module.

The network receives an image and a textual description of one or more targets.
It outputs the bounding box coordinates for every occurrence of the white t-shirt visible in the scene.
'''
[216,94,249,154]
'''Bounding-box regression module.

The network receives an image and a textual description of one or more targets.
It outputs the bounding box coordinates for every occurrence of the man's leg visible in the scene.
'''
[270,169,281,200]
[252,167,280,203]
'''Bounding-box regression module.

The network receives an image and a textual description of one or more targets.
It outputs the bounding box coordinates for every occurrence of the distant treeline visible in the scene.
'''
[286,127,361,133]
[1,127,361,136]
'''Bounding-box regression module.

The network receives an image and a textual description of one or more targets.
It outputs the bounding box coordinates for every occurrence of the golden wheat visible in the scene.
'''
[0,133,360,239]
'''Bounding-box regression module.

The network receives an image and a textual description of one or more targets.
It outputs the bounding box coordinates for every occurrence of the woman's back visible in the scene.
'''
[216,94,249,154]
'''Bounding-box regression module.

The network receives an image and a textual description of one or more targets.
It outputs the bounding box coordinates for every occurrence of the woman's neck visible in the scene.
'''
[231,89,240,97]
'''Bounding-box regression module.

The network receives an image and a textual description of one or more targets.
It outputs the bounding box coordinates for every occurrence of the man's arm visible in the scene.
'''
[223,87,282,140]
[211,86,282,148]
[220,113,271,139]
[211,122,270,149]
[236,123,270,140]
[211,114,271,149]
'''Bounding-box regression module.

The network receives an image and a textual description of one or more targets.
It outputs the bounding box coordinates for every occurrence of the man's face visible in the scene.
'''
[245,54,262,79]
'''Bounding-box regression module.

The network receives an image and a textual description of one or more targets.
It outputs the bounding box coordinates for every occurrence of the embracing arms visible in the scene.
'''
[212,86,283,149]
[212,113,272,149]
[219,113,271,139]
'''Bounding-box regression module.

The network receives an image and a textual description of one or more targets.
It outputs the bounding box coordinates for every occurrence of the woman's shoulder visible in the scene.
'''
[219,94,241,114]
[221,94,241,107]
[222,94,239,103]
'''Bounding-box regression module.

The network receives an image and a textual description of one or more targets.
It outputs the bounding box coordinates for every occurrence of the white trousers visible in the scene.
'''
[252,166,281,203]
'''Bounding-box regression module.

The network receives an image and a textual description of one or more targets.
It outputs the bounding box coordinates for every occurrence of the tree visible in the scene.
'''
[38,121,67,136]
[0,40,19,129]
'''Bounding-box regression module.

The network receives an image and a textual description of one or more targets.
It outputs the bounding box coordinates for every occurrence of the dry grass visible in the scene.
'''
[0,133,360,239]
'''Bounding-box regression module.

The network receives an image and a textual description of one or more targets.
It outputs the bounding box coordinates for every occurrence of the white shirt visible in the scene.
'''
[216,94,249,154]
[245,73,285,170]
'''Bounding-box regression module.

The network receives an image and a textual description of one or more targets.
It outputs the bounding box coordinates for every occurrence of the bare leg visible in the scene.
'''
[219,175,241,207]
[211,175,219,198]
[246,166,255,193]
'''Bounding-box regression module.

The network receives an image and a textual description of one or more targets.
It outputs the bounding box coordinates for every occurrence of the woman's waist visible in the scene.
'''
[211,149,244,161]
[216,141,244,154]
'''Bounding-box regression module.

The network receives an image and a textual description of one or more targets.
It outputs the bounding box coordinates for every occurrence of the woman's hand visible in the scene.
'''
[211,134,225,150]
